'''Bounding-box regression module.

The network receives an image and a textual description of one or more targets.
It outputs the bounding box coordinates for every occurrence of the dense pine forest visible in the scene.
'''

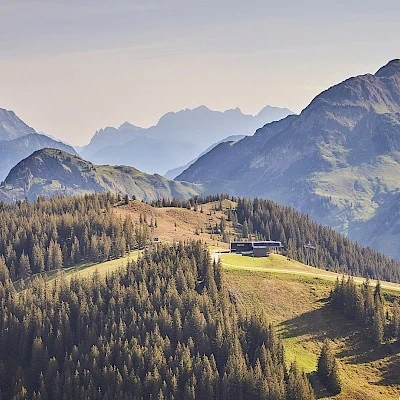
[0,194,149,282]
[0,242,315,400]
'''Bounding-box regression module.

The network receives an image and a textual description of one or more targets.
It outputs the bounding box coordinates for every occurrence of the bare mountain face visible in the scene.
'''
[177,60,400,259]
[80,105,293,174]
[0,108,36,141]
[0,148,202,202]
[0,133,78,182]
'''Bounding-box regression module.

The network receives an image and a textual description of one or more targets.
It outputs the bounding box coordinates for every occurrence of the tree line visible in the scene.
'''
[0,242,315,399]
[235,197,400,283]
[150,194,400,283]
[150,194,232,209]
[330,277,400,344]
[0,193,149,282]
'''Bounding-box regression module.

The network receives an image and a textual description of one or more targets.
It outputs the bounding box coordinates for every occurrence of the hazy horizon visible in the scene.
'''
[1,0,399,145]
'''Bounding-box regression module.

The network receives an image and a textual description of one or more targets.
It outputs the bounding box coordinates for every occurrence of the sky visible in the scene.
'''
[0,0,400,146]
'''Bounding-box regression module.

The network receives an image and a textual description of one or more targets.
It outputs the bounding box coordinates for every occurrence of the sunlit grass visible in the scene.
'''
[218,252,400,294]
[223,259,400,400]
[60,250,141,281]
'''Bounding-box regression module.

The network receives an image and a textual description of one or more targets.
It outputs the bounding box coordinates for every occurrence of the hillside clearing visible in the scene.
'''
[222,254,400,400]
[61,250,141,279]
[115,199,233,248]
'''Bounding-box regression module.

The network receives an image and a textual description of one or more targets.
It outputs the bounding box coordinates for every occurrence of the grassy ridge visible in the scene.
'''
[220,253,400,400]
[219,253,400,294]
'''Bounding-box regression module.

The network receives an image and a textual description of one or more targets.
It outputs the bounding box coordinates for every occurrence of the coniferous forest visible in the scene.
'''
[0,194,148,282]
[330,277,400,344]
[1,193,399,399]
[0,242,315,400]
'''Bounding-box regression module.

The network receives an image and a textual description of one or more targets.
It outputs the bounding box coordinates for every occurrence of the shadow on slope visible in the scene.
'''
[279,302,400,395]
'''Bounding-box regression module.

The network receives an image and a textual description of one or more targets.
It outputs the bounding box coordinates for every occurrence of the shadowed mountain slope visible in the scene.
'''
[177,60,400,259]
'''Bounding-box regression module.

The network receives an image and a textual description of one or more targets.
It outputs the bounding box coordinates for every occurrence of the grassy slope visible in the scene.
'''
[220,253,400,294]
[61,250,141,280]
[220,253,400,400]
[115,199,233,248]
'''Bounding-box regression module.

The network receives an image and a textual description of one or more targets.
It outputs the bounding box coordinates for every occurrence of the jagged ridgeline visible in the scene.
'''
[0,193,150,282]
[0,242,315,400]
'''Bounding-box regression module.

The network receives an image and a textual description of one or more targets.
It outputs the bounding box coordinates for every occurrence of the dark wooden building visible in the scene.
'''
[230,241,282,257]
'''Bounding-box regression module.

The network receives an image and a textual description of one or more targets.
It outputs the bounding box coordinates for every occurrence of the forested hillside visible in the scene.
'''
[151,195,400,283]
[0,193,149,282]
[0,242,314,400]
[235,198,400,283]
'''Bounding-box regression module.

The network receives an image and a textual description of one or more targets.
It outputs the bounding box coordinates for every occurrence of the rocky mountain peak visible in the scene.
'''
[375,59,400,78]
[118,121,142,130]
[0,108,36,141]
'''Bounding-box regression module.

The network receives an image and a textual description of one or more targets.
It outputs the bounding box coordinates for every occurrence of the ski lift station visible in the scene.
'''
[230,240,283,257]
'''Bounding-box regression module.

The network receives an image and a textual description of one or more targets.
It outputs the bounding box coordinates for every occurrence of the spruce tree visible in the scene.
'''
[317,340,341,395]
[242,220,249,238]
[372,309,384,344]
[52,242,63,270]
[390,300,400,339]
[0,256,10,284]
[287,362,316,400]
[19,252,31,279]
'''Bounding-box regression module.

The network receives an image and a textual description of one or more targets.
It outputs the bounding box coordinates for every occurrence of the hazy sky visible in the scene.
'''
[1,0,399,145]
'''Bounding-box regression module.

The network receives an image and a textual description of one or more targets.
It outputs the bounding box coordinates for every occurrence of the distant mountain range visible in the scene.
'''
[80,105,293,174]
[0,148,202,202]
[177,59,400,259]
[164,134,246,179]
